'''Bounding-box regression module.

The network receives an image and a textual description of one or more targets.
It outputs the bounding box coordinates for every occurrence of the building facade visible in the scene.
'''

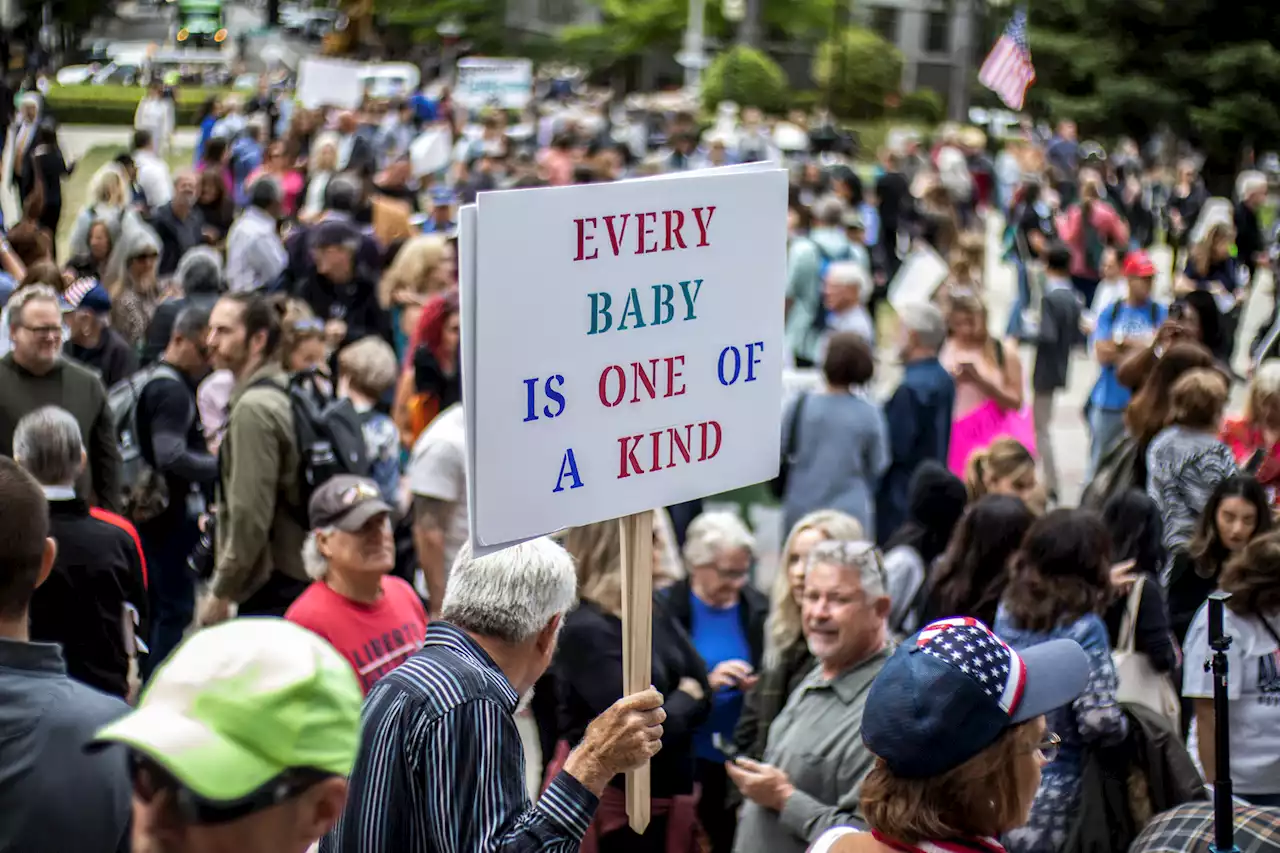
[857,0,977,121]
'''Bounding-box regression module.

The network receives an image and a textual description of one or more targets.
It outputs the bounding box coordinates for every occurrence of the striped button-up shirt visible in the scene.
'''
[322,621,598,852]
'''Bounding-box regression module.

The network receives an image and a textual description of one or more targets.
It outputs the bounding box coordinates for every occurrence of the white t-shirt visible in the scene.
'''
[1182,602,1280,794]
[408,404,470,573]
[809,827,860,852]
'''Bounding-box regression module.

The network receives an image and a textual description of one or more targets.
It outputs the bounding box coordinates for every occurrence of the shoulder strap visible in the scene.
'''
[1259,614,1280,650]
[1117,574,1146,654]
[992,337,1005,369]
[1109,300,1122,325]
[1148,301,1159,325]
[785,393,808,457]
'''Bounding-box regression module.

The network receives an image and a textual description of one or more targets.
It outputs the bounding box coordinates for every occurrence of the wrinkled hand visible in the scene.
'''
[725,757,795,812]
[195,593,233,627]
[708,659,757,692]
[563,688,666,795]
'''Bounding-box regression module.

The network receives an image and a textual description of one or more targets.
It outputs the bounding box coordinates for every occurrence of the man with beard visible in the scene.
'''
[0,285,122,511]
[196,292,306,625]
[152,170,206,277]
[286,475,427,694]
[133,305,217,671]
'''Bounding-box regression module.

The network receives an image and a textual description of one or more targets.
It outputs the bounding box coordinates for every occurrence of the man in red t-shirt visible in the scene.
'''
[286,475,428,694]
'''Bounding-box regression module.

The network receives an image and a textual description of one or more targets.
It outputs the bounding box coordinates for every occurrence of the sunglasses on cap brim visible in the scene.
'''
[129,750,335,826]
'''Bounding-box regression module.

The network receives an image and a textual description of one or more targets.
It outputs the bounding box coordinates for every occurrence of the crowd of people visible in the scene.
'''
[0,72,1276,853]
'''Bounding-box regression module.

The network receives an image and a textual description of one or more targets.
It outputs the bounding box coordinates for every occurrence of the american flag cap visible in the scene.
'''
[862,618,1089,779]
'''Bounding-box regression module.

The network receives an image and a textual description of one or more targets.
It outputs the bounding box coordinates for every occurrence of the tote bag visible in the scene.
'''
[1113,575,1180,727]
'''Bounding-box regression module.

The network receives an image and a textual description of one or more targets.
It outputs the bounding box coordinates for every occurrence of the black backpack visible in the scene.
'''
[250,370,371,523]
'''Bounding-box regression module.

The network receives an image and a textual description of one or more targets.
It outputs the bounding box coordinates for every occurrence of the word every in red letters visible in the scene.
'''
[574,206,716,261]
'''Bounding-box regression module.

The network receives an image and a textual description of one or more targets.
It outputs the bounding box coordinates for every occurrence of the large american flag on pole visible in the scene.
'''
[978,6,1035,111]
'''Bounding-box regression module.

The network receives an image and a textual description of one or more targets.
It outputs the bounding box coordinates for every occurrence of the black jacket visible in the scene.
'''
[293,269,393,348]
[151,202,205,276]
[662,577,769,669]
[1063,703,1206,853]
[554,597,710,797]
[136,367,218,524]
[64,328,139,390]
[28,497,147,698]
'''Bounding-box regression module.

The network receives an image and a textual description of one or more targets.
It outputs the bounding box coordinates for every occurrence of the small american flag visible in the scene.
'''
[978,6,1035,111]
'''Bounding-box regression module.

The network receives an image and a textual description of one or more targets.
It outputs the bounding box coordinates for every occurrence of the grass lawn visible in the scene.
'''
[57,145,194,263]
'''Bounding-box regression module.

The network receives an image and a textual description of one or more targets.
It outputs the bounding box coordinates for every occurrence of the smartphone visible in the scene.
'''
[712,732,741,761]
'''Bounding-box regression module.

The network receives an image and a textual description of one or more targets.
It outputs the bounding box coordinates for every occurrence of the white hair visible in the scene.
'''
[441,538,579,644]
[1238,170,1267,201]
[682,511,756,569]
[897,301,948,352]
[825,261,871,303]
[301,528,337,580]
[14,406,84,487]
[805,539,887,598]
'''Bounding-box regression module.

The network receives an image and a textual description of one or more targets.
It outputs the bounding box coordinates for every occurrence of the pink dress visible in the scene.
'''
[246,167,304,217]
[941,341,1037,475]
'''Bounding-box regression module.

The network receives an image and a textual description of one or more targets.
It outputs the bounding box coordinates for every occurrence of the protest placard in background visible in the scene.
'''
[461,168,788,551]
[296,57,365,110]
[454,57,535,110]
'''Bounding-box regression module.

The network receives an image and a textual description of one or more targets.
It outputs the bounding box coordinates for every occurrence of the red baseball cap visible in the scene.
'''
[1123,250,1157,278]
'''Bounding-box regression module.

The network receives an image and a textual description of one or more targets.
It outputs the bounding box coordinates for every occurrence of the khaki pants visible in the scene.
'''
[1032,390,1059,498]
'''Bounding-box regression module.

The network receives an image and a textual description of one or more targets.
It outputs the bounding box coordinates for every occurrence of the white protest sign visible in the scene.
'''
[410,127,452,177]
[454,57,534,111]
[464,169,788,549]
[888,244,949,311]
[296,57,364,110]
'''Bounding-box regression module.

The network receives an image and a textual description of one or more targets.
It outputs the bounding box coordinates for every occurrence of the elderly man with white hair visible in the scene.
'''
[14,405,146,700]
[821,260,875,350]
[729,540,892,853]
[662,510,769,852]
[326,537,668,853]
[285,475,428,695]
[875,302,955,542]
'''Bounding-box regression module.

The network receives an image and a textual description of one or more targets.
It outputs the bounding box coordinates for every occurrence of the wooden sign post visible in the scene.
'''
[619,510,654,834]
[458,165,789,836]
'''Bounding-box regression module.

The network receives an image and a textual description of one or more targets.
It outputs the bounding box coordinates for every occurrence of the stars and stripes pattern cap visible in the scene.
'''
[978,6,1036,111]
[862,618,1089,779]
[915,616,1028,716]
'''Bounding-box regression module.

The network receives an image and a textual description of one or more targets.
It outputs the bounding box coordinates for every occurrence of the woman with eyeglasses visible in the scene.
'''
[661,511,767,853]
[994,509,1129,853]
[812,618,1089,853]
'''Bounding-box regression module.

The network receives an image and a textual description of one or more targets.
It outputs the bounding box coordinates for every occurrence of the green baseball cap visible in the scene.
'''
[92,618,363,803]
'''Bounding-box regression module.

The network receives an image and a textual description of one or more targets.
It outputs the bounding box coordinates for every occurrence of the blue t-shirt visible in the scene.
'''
[689,595,752,763]
[1089,300,1167,411]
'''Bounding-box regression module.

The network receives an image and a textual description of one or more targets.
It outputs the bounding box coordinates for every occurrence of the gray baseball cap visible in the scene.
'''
[308,475,392,532]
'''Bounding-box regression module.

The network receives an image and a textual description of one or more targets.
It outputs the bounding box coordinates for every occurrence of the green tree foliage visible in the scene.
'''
[812,27,903,120]
[1025,0,1280,188]
[895,89,945,124]
[701,45,788,113]
[557,0,837,69]
[374,0,509,55]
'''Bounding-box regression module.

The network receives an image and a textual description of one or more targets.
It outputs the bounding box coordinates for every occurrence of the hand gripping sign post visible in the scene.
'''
[460,165,787,831]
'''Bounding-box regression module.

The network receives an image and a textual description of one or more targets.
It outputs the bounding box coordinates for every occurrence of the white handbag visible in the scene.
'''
[1112,575,1180,726]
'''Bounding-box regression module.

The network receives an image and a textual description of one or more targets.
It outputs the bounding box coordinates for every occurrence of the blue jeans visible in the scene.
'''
[1089,407,1127,480]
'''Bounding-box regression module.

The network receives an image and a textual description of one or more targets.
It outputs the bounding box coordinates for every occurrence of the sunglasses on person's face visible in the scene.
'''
[129,751,331,826]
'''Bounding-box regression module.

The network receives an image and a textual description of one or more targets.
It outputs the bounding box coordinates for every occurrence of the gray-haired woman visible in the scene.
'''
[106,227,163,349]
